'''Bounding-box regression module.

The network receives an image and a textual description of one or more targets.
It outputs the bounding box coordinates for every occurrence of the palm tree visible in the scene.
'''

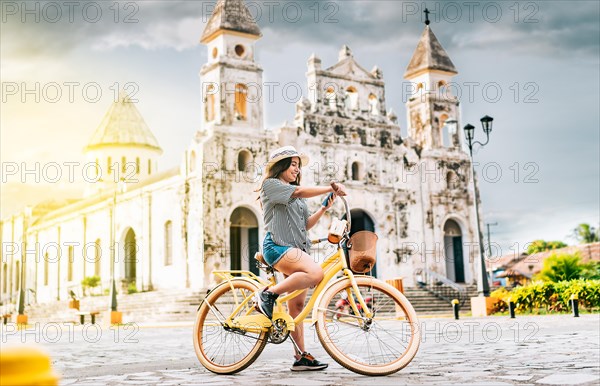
[572,223,599,244]
[535,253,583,282]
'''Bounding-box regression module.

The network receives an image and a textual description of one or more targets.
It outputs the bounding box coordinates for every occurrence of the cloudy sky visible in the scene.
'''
[1,0,599,255]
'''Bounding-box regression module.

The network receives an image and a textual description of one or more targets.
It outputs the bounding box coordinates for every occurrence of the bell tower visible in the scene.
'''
[404,11,460,150]
[199,0,264,133]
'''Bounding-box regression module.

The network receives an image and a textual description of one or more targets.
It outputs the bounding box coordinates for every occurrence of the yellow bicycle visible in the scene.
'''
[193,197,421,376]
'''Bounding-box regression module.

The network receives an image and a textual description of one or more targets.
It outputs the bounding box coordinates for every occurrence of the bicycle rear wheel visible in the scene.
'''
[315,276,421,376]
[193,279,268,374]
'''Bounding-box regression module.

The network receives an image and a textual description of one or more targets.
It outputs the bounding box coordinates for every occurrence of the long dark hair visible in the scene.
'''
[255,157,302,201]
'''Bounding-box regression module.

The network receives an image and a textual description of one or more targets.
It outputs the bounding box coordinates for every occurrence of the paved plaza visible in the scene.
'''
[1,314,599,385]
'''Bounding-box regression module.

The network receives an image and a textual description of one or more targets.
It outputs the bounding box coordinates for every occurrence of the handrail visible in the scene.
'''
[414,268,467,306]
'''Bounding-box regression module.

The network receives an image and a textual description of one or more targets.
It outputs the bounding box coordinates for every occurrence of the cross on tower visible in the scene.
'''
[424,8,430,25]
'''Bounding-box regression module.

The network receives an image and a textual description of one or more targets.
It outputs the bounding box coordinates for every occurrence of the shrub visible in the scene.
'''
[81,276,101,295]
[490,279,600,314]
[127,281,138,294]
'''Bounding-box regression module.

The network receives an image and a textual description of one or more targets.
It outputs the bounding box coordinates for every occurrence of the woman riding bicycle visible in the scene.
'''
[255,145,347,371]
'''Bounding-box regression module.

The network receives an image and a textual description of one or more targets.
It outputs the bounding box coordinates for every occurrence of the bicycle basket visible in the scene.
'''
[347,231,378,273]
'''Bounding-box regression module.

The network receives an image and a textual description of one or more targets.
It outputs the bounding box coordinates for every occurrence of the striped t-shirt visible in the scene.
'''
[260,178,311,253]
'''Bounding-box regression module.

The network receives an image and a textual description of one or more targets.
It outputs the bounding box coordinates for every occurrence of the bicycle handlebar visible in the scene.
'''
[329,181,351,231]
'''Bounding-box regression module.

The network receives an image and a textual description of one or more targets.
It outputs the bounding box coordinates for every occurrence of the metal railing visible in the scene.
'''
[413,268,468,306]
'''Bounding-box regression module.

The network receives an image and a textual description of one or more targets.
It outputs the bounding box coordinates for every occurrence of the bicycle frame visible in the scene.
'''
[210,242,373,334]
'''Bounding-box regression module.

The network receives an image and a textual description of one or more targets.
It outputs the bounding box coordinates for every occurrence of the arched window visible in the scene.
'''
[164,221,173,266]
[234,83,248,121]
[345,86,358,110]
[438,80,449,97]
[14,261,19,291]
[67,246,74,282]
[351,161,363,181]
[44,253,49,285]
[206,84,216,122]
[368,94,379,115]
[107,157,112,175]
[94,239,101,277]
[440,114,450,147]
[121,156,126,174]
[189,151,196,173]
[2,264,7,293]
[416,82,424,92]
[238,150,252,172]
[325,86,337,110]
[447,171,460,190]
[136,157,140,174]
[148,159,152,175]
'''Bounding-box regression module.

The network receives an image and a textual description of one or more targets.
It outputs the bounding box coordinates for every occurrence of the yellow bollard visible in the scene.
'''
[0,346,60,386]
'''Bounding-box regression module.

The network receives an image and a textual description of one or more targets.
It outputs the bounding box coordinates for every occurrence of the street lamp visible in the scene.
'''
[463,115,494,297]
[103,178,126,314]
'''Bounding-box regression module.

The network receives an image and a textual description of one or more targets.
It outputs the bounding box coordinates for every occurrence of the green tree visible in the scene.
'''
[526,239,567,255]
[572,223,599,244]
[535,253,584,282]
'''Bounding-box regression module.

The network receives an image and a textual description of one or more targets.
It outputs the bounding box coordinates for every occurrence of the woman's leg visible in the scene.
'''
[269,248,323,295]
[286,287,307,359]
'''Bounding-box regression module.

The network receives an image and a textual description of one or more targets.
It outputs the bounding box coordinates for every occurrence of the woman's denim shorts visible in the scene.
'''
[263,232,291,267]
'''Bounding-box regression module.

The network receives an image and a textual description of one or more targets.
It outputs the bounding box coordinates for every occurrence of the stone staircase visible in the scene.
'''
[402,285,479,315]
[24,289,206,325]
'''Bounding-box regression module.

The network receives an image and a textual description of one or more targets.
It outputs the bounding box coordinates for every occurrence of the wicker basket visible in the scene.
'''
[347,231,378,273]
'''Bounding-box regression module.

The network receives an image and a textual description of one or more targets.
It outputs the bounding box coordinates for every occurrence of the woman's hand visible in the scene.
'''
[332,183,347,196]
[322,193,336,210]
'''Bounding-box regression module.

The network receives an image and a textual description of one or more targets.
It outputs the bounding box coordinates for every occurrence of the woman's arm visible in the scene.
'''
[306,206,326,230]
[291,183,346,199]
[306,194,335,230]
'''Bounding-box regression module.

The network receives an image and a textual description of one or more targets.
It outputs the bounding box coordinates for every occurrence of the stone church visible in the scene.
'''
[1,0,483,305]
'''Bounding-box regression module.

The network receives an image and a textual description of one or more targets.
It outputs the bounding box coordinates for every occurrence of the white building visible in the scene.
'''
[1,0,484,306]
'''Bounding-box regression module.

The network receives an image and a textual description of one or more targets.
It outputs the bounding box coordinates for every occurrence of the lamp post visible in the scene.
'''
[98,177,126,325]
[463,115,494,297]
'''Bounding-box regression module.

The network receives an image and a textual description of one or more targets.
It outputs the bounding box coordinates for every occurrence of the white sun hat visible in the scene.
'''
[266,146,309,172]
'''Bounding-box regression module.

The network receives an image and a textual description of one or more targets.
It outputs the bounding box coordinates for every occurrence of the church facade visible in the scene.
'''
[1,0,484,305]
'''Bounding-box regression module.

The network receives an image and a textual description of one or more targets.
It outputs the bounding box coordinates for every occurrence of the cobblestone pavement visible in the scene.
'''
[1,314,599,385]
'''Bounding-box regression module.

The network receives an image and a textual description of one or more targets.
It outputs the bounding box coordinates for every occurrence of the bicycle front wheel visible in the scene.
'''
[315,276,421,376]
[193,279,268,374]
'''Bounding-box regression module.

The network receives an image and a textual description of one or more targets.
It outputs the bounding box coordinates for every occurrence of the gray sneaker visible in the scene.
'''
[291,352,328,371]
[254,288,279,320]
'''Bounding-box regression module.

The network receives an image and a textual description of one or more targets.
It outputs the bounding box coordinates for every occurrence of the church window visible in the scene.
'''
[234,83,248,121]
[212,47,218,59]
[136,157,140,174]
[148,159,152,175]
[44,253,49,285]
[345,86,358,110]
[164,221,173,266]
[189,151,196,173]
[325,86,337,110]
[94,239,101,277]
[368,94,379,115]
[67,246,74,281]
[447,171,460,190]
[235,44,245,57]
[206,84,216,122]
[351,161,364,181]
[107,157,112,175]
[238,150,252,172]
[121,156,126,173]
[2,264,6,293]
